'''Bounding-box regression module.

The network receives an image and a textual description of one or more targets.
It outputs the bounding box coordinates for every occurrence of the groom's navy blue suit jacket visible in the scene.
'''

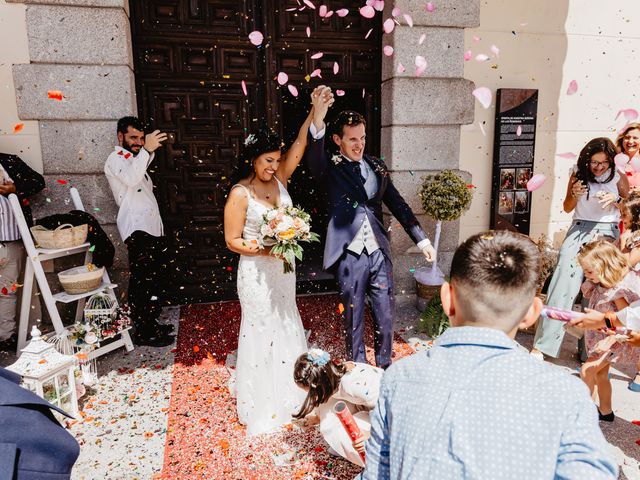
[305,131,427,270]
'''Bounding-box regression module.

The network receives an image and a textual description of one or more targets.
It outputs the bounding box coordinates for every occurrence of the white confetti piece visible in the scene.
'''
[472,87,492,109]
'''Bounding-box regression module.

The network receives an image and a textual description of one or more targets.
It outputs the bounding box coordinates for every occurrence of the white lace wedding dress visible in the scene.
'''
[231,179,308,436]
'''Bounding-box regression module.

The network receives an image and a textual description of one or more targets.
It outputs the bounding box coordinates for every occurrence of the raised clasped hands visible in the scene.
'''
[144,129,168,152]
[311,85,335,130]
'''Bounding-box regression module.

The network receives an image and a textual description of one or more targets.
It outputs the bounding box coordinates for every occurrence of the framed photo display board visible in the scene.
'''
[490,88,539,235]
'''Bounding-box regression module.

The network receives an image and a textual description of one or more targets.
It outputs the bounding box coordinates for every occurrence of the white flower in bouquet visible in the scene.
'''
[84,331,98,345]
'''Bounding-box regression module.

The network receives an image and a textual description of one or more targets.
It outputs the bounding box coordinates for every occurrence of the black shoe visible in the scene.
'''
[0,334,17,352]
[157,323,175,334]
[134,332,175,347]
[598,410,615,422]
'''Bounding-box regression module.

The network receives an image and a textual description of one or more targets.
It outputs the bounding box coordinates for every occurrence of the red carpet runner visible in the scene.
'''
[161,294,414,479]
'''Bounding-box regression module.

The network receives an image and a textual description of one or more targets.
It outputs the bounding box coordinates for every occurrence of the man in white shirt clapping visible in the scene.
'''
[105,117,174,347]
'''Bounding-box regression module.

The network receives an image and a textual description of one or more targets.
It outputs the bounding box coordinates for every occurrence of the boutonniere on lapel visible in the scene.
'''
[331,154,342,165]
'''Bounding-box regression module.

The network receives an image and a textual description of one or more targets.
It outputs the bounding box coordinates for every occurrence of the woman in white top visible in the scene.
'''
[293,349,383,467]
[532,137,629,358]
[224,87,334,435]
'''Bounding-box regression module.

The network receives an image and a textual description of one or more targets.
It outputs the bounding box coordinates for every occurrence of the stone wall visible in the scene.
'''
[381,0,479,293]
[8,0,134,290]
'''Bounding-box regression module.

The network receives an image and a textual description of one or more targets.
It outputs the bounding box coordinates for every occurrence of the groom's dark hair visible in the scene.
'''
[450,230,540,328]
[332,110,366,138]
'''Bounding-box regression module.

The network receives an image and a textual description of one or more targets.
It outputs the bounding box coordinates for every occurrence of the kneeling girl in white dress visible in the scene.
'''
[293,349,383,467]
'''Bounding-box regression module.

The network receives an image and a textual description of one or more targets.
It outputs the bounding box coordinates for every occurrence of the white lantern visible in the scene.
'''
[6,325,79,418]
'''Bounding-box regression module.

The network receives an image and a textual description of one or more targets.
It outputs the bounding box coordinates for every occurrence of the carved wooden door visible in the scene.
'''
[130,1,380,302]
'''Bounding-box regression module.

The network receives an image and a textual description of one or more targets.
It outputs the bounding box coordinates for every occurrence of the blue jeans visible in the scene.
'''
[533,220,619,357]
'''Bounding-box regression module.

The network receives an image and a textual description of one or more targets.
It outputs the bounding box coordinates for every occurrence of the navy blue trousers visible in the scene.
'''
[335,249,394,368]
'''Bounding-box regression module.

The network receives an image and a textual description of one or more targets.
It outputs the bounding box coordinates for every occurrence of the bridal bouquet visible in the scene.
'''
[258,205,319,273]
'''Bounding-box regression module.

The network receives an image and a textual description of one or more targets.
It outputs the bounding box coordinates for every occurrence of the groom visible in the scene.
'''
[306,87,435,369]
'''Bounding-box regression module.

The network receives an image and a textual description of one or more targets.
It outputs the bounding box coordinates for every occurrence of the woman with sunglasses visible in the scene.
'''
[531,137,629,360]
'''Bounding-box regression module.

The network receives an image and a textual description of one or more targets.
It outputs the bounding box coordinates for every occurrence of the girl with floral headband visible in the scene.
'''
[293,348,383,467]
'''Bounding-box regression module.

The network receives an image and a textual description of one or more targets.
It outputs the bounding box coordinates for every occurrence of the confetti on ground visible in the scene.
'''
[48,90,63,101]
[162,296,414,479]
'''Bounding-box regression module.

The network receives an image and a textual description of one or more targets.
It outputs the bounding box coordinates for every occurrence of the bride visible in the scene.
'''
[224,86,334,435]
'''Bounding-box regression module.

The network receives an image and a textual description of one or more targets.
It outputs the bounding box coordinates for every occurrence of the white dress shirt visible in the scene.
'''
[0,166,20,241]
[616,299,640,331]
[309,124,431,251]
[104,146,163,242]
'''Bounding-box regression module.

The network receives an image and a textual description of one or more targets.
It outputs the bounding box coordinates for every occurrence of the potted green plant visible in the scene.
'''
[415,170,473,306]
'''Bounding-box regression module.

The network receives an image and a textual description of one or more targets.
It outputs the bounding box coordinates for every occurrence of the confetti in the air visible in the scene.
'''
[303,0,316,9]
[473,87,492,109]
[464,50,472,61]
[13,123,24,134]
[319,5,327,16]
[306,27,311,37]
[566,80,578,95]
[336,89,345,96]
[372,0,385,11]
[360,5,375,18]
[475,54,489,62]
[526,174,546,192]
[426,2,436,12]
[241,80,247,96]
[418,33,426,45]
[383,18,395,34]
[383,45,394,56]
[277,72,288,85]
[392,7,400,16]
[337,8,349,17]
[288,84,299,97]
[248,31,264,46]
[310,52,323,59]
[615,108,639,122]
[403,14,413,27]
[397,62,406,73]
[490,45,500,57]
[333,62,339,74]
[556,152,577,159]
[310,69,322,78]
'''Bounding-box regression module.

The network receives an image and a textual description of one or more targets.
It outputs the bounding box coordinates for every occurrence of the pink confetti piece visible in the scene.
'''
[286,7,296,11]
[337,8,349,17]
[516,125,522,136]
[373,0,385,11]
[526,174,546,192]
[306,26,311,37]
[362,88,366,98]
[383,45,394,56]
[615,153,630,170]
[310,68,322,78]
[288,84,299,97]
[333,62,339,74]
[464,50,472,61]
[311,52,323,59]
[365,28,373,39]
[403,13,413,27]
[490,44,500,57]
[319,4,327,16]
[616,109,639,122]
[418,33,426,44]
[415,55,427,76]
[473,35,481,43]
[556,152,577,159]
[241,80,247,96]
[397,63,406,73]
[475,53,489,61]
[426,2,436,12]
[248,31,264,46]
[360,5,375,18]
[383,18,395,33]
[277,72,288,85]
[472,87,492,109]
[336,89,345,96]
[566,80,578,95]
[324,10,334,18]
[303,0,315,9]
[392,7,401,16]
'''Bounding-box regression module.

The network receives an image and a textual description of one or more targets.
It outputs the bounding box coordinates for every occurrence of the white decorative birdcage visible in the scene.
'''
[7,325,79,418]
[84,292,117,322]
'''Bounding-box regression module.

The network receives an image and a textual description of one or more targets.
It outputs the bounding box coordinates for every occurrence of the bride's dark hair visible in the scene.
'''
[229,128,282,186]
[293,352,347,419]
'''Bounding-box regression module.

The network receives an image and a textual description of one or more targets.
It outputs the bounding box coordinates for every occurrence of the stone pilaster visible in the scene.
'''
[10,0,133,286]
[381,0,479,294]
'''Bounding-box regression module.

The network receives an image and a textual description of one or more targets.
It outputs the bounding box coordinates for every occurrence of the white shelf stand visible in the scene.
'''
[10,188,134,359]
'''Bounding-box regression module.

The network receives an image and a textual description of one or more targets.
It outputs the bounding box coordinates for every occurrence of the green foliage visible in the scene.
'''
[419,294,450,339]
[419,170,473,221]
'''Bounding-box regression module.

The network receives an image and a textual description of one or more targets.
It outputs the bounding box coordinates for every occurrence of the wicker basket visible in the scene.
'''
[58,265,104,295]
[30,223,88,249]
